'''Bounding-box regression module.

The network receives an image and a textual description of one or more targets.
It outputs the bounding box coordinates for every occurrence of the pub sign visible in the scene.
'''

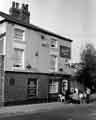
[60,45,71,58]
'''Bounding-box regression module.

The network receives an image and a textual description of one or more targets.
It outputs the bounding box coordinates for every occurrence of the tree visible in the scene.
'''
[75,43,96,91]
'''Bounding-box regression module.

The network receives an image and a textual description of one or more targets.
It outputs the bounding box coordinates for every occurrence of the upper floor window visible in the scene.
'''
[50,39,58,48]
[0,38,4,54]
[14,28,24,41]
[49,55,58,72]
[0,33,6,55]
[13,48,24,68]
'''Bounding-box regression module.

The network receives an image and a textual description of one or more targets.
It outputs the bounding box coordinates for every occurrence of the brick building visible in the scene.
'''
[0,2,72,105]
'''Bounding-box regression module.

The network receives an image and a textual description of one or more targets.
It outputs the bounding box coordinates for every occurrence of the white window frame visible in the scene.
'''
[14,28,24,41]
[50,39,58,48]
[0,34,6,56]
[48,80,59,94]
[49,55,58,72]
[14,25,25,42]
[13,48,25,69]
[0,37,4,55]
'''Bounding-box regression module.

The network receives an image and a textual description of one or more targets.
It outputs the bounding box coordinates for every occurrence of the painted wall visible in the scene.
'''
[5,22,72,73]
[4,72,49,102]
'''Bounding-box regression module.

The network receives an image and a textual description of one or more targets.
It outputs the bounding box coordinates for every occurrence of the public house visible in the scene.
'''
[0,2,72,105]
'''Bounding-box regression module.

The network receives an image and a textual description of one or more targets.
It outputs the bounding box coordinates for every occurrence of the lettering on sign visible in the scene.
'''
[60,45,71,58]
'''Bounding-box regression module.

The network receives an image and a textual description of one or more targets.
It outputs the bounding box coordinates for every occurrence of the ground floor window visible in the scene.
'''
[27,78,37,98]
[9,78,15,86]
[48,80,59,94]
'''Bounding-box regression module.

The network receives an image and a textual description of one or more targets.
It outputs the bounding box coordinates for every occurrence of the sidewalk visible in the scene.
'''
[0,102,63,118]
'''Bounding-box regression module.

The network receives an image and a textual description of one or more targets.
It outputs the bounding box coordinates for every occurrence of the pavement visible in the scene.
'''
[0,102,66,118]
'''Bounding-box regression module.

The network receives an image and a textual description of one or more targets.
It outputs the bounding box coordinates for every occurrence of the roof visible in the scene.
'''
[0,11,72,42]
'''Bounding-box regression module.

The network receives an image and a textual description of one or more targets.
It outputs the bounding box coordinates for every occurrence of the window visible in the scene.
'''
[49,55,57,71]
[0,38,4,54]
[41,35,49,47]
[48,80,59,94]
[13,48,24,68]
[50,39,58,48]
[27,78,37,97]
[9,78,15,86]
[14,28,24,41]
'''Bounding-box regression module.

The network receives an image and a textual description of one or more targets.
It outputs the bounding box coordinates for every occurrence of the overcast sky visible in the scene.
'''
[0,0,96,63]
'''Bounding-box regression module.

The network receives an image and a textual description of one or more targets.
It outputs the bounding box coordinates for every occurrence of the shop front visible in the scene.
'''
[48,74,70,102]
[3,71,71,105]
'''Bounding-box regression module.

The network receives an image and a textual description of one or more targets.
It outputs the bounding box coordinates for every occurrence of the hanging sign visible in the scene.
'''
[60,45,71,58]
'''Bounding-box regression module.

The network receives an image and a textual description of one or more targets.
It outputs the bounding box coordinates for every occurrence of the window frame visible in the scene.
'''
[0,35,6,55]
[50,39,58,48]
[13,48,24,69]
[0,38,4,54]
[13,25,25,42]
[49,55,58,72]
[27,78,38,98]
[9,78,15,86]
[48,80,59,94]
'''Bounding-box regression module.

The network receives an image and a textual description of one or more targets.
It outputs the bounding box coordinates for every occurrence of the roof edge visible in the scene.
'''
[0,11,72,42]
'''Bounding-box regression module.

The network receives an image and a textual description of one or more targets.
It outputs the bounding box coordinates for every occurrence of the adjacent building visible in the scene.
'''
[0,2,72,105]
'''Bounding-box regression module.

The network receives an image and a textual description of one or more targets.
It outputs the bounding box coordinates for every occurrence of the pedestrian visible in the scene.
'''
[86,88,91,104]
[83,91,87,103]
[79,91,83,104]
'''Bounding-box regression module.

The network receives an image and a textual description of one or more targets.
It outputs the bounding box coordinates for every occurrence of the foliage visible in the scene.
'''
[75,43,96,90]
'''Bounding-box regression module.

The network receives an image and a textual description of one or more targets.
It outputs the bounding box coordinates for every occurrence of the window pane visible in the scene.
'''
[14,28,24,41]
[48,80,59,93]
[0,39,4,54]
[9,78,15,86]
[27,78,37,97]
[49,55,57,71]
[14,48,24,67]
[50,39,57,48]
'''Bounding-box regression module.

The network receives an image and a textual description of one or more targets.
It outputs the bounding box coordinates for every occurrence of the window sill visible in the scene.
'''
[14,39,26,43]
[12,66,25,71]
[48,69,58,73]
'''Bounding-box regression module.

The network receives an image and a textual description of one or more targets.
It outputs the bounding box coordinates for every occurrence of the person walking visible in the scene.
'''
[83,91,87,103]
[79,91,83,104]
[86,88,91,104]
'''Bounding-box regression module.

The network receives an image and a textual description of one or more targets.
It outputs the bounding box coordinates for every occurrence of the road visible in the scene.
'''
[0,103,96,120]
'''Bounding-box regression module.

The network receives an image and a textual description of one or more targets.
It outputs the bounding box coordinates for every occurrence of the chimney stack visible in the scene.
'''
[9,1,30,24]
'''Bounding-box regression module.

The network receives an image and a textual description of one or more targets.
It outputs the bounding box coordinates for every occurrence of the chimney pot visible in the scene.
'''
[26,4,28,11]
[16,2,19,9]
[9,2,30,24]
[12,1,15,8]
[22,4,25,10]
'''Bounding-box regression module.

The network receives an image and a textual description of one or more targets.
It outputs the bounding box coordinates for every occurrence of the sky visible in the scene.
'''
[0,0,96,63]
